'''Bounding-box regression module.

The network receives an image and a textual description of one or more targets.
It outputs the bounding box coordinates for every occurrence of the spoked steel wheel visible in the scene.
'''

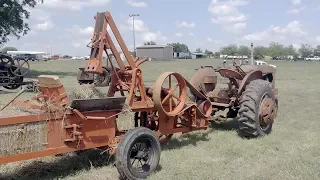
[116,127,161,180]
[129,138,156,174]
[9,59,30,77]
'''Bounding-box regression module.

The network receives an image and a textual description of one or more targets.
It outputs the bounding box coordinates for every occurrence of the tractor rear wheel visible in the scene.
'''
[116,127,161,180]
[238,79,278,138]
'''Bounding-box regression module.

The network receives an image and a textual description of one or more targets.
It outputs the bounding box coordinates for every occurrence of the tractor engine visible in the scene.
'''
[189,66,233,106]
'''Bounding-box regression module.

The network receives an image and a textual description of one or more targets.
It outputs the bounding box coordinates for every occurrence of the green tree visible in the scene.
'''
[298,44,313,58]
[195,48,203,53]
[1,47,18,53]
[267,42,285,57]
[253,46,267,60]
[167,42,189,53]
[204,49,213,56]
[220,44,238,55]
[0,0,44,44]
[284,44,297,56]
[144,41,156,45]
[238,45,250,56]
[314,45,320,56]
[214,51,220,58]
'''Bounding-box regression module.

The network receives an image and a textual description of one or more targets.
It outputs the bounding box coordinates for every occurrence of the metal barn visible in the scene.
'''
[136,45,173,61]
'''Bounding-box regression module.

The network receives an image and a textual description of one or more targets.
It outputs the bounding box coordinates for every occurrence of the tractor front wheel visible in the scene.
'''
[116,127,161,180]
[238,79,278,138]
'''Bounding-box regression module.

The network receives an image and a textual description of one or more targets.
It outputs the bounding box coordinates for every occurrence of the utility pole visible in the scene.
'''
[129,14,139,57]
[250,42,254,65]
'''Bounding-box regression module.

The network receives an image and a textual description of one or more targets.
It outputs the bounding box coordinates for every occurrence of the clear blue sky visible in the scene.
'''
[5,0,320,56]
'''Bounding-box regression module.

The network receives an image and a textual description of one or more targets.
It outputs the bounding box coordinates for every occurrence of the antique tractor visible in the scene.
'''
[189,60,278,138]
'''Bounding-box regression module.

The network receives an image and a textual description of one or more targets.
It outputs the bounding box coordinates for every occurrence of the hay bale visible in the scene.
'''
[0,121,47,156]
[67,84,106,102]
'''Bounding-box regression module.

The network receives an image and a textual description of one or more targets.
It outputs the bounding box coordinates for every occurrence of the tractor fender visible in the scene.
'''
[237,70,263,95]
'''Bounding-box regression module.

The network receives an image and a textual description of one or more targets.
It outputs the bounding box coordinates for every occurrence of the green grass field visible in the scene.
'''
[1,58,320,180]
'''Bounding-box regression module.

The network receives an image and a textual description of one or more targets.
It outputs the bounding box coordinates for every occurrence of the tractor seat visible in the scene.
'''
[218,68,244,80]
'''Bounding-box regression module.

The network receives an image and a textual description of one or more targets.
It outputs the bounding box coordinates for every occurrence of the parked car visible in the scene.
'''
[305,56,320,61]
[50,55,60,60]
[255,60,276,68]
[72,56,85,60]
[63,55,72,59]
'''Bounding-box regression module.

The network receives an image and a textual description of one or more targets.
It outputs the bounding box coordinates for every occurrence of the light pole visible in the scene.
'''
[129,14,139,57]
[250,42,254,65]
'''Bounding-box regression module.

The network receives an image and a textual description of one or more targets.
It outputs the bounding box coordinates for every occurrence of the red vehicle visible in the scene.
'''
[51,54,60,59]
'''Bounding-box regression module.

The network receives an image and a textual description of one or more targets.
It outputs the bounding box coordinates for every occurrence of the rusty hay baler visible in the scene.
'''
[0,11,278,180]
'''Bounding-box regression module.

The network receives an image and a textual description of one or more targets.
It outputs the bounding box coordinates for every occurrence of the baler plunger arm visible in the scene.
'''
[84,11,151,109]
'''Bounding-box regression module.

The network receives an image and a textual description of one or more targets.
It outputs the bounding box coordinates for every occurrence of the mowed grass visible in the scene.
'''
[1,58,320,180]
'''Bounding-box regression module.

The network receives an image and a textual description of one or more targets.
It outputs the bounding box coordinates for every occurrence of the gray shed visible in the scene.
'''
[136,45,173,61]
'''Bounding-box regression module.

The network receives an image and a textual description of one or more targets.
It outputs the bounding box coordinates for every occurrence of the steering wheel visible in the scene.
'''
[222,51,247,76]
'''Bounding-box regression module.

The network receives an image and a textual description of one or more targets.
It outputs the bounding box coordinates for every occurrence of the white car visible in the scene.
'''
[305,56,320,61]
[72,56,85,60]
[255,60,276,68]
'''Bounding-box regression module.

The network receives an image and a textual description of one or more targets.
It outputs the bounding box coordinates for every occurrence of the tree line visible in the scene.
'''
[144,41,320,60]
[1,0,319,61]
[216,42,320,60]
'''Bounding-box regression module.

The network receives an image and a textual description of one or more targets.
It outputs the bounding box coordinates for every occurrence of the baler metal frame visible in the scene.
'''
[0,11,278,180]
[0,11,213,179]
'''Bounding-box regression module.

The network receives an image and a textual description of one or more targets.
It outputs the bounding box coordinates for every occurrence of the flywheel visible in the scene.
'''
[153,72,187,116]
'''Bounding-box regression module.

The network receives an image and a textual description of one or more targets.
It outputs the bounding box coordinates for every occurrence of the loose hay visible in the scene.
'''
[67,84,106,102]
[0,121,47,156]
[67,84,134,129]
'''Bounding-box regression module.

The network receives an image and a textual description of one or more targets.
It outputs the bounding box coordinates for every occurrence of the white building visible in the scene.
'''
[173,52,190,59]
[7,51,46,55]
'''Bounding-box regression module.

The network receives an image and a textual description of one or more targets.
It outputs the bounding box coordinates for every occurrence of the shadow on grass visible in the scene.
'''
[161,128,215,151]
[0,89,18,94]
[0,120,239,180]
[25,70,76,78]
[0,149,115,180]
[210,117,239,131]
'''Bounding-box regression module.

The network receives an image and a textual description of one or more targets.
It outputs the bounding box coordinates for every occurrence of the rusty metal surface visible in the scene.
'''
[189,67,217,94]
[259,96,277,125]
[218,68,244,80]
[70,97,126,112]
[237,70,263,95]
[153,72,188,117]
[0,11,278,179]
[240,64,276,75]
[207,88,231,104]
[77,68,94,82]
